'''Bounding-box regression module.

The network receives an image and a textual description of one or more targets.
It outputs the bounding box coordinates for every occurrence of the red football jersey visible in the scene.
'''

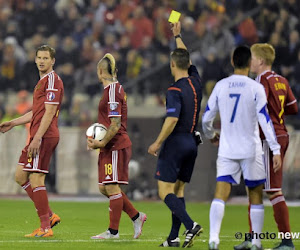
[30,71,64,138]
[98,82,132,150]
[256,70,298,137]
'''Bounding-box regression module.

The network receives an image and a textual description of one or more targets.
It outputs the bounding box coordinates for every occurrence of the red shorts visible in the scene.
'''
[18,137,59,174]
[263,135,289,192]
[98,146,131,185]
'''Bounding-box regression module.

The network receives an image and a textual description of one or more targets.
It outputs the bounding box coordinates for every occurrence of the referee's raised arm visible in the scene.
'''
[172,22,191,64]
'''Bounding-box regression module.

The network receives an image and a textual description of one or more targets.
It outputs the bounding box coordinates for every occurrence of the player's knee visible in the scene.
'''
[29,173,45,188]
[248,184,264,204]
[214,182,231,202]
[105,184,121,196]
[15,167,27,185]
[99,185,108,197]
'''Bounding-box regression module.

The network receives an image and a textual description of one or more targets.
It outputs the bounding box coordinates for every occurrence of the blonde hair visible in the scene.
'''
[250,43,275,66]
[97,53,117,79]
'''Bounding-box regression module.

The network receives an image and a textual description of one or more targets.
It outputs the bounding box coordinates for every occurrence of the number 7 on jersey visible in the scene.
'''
[229,94,241,123]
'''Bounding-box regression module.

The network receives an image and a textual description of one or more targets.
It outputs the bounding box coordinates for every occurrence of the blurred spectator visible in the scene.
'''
[201,47,225,95]
[20,48,38,90]
[0,39,22,91]
[56,36,79,67]
[126,49,143,80]
[126,6,154,49]
[181,16,198,48]
[15,90,31,115]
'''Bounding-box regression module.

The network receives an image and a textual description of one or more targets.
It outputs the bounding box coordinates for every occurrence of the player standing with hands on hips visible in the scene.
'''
[148,22,203,248]
[0,45,63,237]
[202,46,281,250]
[87,53,147,240]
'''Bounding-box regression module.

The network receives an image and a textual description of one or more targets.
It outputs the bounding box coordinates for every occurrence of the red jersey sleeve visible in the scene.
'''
[285,85,298,115]
[107,83,122,117]
[44,73,63,105]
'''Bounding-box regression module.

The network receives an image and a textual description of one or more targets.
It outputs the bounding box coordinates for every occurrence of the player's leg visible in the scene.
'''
[165,180,185,244]
[23,138,59,237]
[98,183,146,239]
[117,147,146,239]
[17,140,59,234]
[242,154,266,250]
[248,184,264,250]
[208,181,231,250]
[264,137,294,249]
[158,180,202,248]
[211,157,241,249]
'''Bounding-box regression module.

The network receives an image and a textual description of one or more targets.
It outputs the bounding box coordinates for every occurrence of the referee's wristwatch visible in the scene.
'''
[174,34,182,39]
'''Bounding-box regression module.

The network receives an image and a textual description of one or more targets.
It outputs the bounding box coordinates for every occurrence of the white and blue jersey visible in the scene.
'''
[202,74,280,159]
[202,74,281,187]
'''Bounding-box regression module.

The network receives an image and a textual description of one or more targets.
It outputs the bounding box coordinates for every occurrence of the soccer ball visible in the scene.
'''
[86,123,107,141]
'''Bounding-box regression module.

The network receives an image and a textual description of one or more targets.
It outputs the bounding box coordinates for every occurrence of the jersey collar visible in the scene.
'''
[257,70,271,79]
[40,70,54,80]
[104,81,118,89]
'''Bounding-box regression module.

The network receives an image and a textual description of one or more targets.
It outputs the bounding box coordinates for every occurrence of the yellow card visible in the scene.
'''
[168,10,181,23]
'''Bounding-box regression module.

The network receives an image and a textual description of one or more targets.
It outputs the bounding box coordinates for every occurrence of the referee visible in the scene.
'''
[148,22,203,248]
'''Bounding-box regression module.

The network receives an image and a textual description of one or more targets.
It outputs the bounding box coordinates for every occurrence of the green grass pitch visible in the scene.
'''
[0,199,299,249]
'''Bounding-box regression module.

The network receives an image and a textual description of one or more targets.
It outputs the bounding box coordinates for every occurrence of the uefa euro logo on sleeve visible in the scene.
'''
[47,92,55,101]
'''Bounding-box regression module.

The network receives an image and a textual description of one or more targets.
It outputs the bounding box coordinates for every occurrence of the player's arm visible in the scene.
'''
[202,86,219,144]
[148,87,180,156]
[148,117,178,156]
[88,117,121,149]
[285,86,298,115]
[28,104,58,157]
[172,22,187,51]
[0,111,32,133]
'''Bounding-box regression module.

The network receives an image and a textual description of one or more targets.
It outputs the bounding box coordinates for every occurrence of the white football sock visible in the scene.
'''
[209,198,225,244]
[250,204,264,247]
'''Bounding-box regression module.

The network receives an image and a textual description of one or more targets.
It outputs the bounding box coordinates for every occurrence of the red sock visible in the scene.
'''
[248,202,252,233]
[121,191,138,219]
[21,181,53,217]
[109,193,123,231]
[32,186,50,230]
[270,195,291,233]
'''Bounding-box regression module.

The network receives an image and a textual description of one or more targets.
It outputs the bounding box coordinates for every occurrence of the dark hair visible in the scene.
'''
[232,46,251,69]
[36,45,56,59]
[171,48,190,70]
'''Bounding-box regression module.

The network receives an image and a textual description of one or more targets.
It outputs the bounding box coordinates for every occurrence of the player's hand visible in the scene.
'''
[171,22,181,36]
[272,154,282,173]
[210,132,220,146]
[0,121,14,133]
[148,142,161,156]
[27,137,41,158]
[87,138,104,149]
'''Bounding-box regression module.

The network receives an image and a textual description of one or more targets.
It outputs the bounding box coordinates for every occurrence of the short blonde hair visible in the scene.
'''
[250,43,275,66]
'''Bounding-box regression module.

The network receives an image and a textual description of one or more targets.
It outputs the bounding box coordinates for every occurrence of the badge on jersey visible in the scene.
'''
[109,103,118,110]
[46,92,55,101]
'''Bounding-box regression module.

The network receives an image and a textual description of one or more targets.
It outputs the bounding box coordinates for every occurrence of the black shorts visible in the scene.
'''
[155,133,198,183]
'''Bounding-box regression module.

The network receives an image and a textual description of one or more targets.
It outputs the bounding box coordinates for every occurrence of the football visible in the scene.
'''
[86,123,107,141]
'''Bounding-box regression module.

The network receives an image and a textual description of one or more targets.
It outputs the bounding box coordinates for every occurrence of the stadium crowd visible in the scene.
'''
[0,0,300,126]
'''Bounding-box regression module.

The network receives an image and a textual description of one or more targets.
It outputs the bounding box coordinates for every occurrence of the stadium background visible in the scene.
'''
[0,0,300,201]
